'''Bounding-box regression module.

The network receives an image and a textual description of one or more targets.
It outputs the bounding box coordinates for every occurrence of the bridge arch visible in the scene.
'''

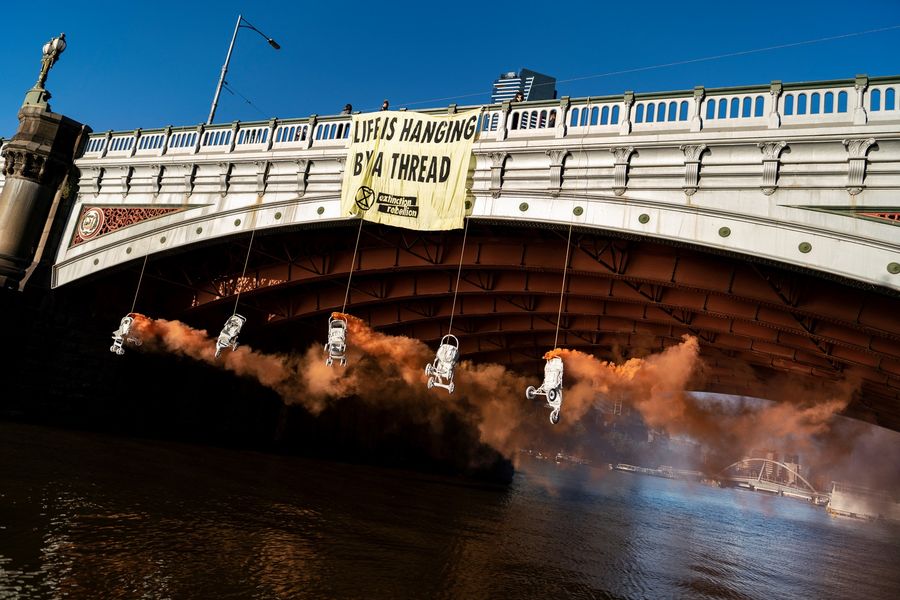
[718,458,818,494]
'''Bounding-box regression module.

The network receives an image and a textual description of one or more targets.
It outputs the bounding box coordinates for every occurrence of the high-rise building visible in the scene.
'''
[491,69,557,103]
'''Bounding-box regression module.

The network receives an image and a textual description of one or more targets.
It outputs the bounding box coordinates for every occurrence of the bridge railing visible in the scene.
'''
[76,75,899,160]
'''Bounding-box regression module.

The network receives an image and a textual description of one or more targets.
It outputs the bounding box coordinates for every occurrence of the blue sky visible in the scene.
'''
[1,0,899,138]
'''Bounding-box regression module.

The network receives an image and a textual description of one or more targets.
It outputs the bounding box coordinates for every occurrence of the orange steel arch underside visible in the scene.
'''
[138,221,900,431]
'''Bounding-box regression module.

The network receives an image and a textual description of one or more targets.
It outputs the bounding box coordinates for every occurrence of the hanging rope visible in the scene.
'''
[553,224,574,349]
[447,218,470,335]
[129,252,149,314]
[232,228,256,315]
[341,218,365,315]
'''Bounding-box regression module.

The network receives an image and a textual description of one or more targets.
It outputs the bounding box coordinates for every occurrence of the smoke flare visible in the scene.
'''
[128,314,861,477]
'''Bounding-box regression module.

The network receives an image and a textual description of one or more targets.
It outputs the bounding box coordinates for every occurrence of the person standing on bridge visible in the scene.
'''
[513,91,524,102]
[342,103,352,115]
[381,99,389,111]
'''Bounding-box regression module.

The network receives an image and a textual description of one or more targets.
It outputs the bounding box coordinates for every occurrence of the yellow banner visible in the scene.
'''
[340,110,479,230]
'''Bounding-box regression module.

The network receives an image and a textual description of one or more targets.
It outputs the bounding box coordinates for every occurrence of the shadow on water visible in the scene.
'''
[2,423,899,599]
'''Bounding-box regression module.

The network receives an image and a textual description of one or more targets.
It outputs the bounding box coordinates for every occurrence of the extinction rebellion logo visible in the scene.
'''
[355,186,375,211]
[355,186,419,218]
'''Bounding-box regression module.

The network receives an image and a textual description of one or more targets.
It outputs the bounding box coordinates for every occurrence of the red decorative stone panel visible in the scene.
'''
[70,205,184,246]
[859,212,900,224]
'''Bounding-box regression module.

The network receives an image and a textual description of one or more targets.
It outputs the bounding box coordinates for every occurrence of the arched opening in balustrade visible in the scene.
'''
[886,88,896,111]
[784,94,794,116]
[871,89,882,111]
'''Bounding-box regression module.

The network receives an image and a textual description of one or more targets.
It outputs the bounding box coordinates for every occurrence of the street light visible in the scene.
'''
[207,14,280,124]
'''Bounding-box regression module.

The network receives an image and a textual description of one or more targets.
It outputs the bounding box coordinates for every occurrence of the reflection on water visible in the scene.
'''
[1,422,899,599]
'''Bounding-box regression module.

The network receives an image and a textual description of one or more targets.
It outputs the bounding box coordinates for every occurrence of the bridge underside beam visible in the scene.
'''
[114,222,900,430]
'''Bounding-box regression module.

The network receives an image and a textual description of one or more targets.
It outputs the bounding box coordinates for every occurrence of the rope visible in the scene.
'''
[129,252,149,314]
[341,218,365,314]
[232,228,256,315]
[447,218,470,335]
[553,224,573,349]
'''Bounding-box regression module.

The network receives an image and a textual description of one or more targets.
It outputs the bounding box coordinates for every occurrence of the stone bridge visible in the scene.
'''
[4,74,899,429]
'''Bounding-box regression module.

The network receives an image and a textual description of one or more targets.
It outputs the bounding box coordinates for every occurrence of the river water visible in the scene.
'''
[1,422,898,599]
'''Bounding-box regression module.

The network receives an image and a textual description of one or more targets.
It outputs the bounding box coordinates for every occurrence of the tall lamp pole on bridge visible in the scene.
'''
[207,14,280,124]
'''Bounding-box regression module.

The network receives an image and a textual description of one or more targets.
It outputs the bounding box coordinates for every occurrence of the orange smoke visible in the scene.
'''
[127,314,855,469]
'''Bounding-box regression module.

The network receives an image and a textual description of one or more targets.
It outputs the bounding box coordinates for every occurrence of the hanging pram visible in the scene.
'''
[215,313,246,358]
[526,355,564,424]
[109,313,142,355]
[324,314,348,366]
[425,334,460,393]
[214,230,255,359]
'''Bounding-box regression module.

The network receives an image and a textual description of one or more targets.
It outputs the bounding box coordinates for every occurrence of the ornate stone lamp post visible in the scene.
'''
[0,33,87,290]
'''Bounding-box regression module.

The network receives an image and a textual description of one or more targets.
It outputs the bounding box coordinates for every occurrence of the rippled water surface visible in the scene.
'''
[1,422,899,599]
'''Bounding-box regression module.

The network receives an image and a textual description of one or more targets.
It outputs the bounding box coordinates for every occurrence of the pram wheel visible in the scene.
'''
[425,364,433,376]
[448,382,455,394]
[525,386,536,401]
[326,357,333,367]
[427,377,435,389]
[549,410,560,425]
[547,388,558,402]
[340,357,347,366]
[115,347,124,356]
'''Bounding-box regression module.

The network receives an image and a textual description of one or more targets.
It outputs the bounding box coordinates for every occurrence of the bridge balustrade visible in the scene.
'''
[76,76,893,162]
[703,93,767,126]
[870,84,899,120]
[51,74,900,294]
[105,134,135,156]
[508,107,559,135]
[634,97,692,128]
[272,123,308,145]
[782,85,850,123]
[567,102,621,133]
[136,132,166,154]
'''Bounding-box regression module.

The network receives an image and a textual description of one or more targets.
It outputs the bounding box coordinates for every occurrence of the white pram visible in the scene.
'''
[324,315,348,366]
[215,314,246,358]
[110,313,142,355]
[525,356,564,424]
[425,334,460,394]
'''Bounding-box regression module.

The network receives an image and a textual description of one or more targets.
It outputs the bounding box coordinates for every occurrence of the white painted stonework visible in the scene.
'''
[56,76,900,291]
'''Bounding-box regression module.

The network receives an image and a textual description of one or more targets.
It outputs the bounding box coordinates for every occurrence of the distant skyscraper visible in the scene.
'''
[491,69,557,103]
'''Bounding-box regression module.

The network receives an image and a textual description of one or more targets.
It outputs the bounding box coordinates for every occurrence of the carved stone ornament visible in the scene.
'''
[610,146,635,196]
[758,141,787,195]
[256,160,270,194]
[150,164,163,196]
[296,159,310,196]
[183,163,196,196]
[843,138,876,195]
[69,205,184,247]
[218,162,232,197]
[679,144,707,196]
[489,152,508,198]
[546,149,570,197]
[1,149,48,182]
[77,207,105,240]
